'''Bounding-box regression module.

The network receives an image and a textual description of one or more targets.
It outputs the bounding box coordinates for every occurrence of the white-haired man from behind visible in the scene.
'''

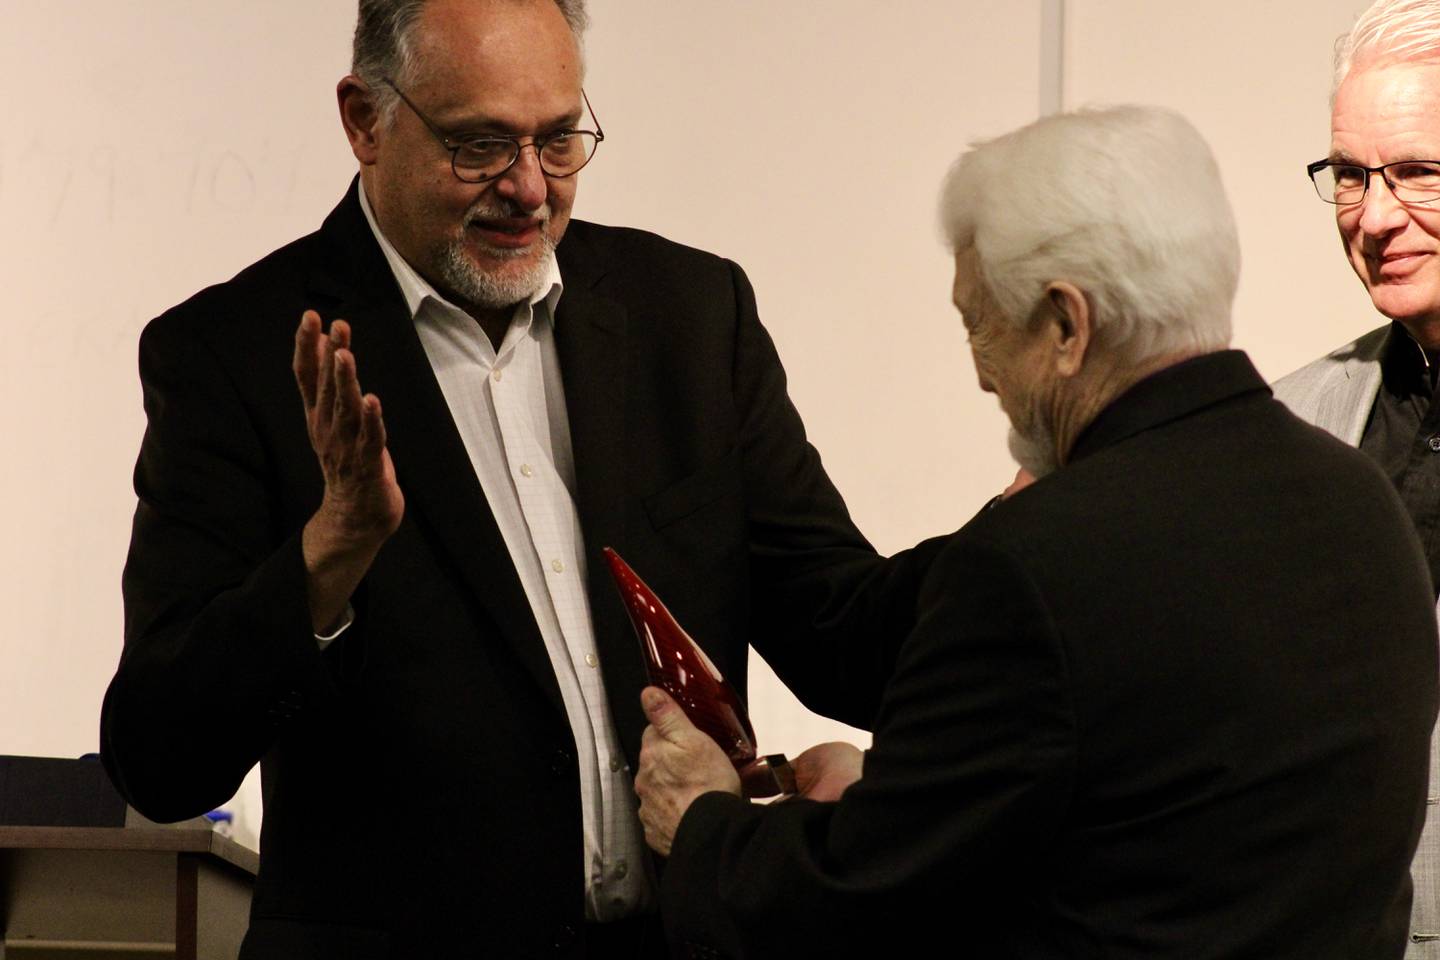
[939,105,1239,479]
[1276,1,1440,950]
[631,103,1438,959]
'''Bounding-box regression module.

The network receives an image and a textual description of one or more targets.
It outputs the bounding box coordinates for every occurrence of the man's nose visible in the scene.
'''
[494,143,549,211]
[1357,170,1411,237]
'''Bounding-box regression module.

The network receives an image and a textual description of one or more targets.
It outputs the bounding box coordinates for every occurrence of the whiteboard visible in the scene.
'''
[2,2,1045,844]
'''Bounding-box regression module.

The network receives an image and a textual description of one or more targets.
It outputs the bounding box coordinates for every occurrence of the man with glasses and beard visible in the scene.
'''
[1277,1,1440,950]
[98,1,938,955]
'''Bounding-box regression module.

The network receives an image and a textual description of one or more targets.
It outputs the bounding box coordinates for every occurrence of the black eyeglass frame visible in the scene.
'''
[1306,158,1440,206]
[381,78,605,183]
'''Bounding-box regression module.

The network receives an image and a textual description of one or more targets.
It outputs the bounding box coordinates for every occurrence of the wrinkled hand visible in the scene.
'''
[1002,467,1035,499]
[294,311,403,540]
[635,687,741,857]
[293,311,403,631]
[788,741,864,802]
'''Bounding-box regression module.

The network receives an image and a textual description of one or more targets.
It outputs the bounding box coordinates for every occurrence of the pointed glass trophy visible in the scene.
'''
[603,547,796,797]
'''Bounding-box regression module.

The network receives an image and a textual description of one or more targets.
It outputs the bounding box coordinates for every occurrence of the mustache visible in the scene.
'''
[463,196,551,224]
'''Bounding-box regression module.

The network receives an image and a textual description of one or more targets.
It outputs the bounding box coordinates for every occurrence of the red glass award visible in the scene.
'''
[603,547,796,797]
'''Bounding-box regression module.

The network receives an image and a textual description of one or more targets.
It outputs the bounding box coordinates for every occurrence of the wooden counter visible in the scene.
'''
[0,825,256,959]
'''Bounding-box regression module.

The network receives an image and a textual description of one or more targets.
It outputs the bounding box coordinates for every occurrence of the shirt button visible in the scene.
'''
[553,922,576,950]
[550,748,573,777]
[1428,435,1440,452]
[611,897,626,912]
[609,756,624,772]
[584,653,598,668]
[613,860,628,879]
[492,368,503,382]
[551,558,565,573]
[520,463,534,477]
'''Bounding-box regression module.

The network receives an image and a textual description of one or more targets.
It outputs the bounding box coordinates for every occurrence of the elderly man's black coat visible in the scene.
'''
[662,351,1439,960]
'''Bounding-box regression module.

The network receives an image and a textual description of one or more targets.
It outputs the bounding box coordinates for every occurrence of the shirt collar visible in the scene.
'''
[357,181,563,323]
[1379,320,1438,397]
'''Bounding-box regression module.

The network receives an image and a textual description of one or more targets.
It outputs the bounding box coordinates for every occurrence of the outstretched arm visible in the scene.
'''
[654,535,1075,955]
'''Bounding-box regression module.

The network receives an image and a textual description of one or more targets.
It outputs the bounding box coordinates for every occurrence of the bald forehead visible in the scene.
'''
[1331,61,1440,161]
[398,0,583,129]
[407,0,581,86]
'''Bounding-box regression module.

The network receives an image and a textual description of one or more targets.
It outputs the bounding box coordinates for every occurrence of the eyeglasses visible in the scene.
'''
[382,79,604,183]
[1307,159,1440,205]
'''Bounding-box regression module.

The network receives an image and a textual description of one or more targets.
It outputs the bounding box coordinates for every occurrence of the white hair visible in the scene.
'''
[1334,0,1440,96]
[938,104,1239,363]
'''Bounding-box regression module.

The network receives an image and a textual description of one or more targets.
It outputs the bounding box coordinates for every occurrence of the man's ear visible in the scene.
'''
[1044,281,1091,378]
[337,75,382,166]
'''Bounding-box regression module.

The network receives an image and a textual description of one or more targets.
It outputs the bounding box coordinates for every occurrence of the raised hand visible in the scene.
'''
[293,310,404,633]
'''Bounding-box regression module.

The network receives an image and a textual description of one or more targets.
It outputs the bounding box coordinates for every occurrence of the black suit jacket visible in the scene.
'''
[662,351,1440,960]
[100,182,937,957]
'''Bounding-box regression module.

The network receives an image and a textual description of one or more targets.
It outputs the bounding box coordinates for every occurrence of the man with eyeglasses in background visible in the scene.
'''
[98,0,941,956]
[1276,0,1440,951]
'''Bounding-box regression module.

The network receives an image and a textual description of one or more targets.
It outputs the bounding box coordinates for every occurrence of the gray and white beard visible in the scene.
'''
[1007,421,1059,480]
[438,198,556,311]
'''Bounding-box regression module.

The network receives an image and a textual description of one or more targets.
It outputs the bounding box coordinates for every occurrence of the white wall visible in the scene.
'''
[2,1,1041,845]
[2,0,356,760]
[580,0,1045,759]
[2,1,1382,846]
[1063,0,1374,380]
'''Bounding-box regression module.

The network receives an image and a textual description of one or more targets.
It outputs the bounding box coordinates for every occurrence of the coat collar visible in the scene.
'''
[1311,326,1389,446]
[551,222,651,756]
[303,185,652,744]
[1069,350,1270,463]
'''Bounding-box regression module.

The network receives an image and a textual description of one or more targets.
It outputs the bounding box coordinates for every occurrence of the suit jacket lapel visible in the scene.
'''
[1321,332,1388,446]
[308,182,567,716]
[553,241,651,758]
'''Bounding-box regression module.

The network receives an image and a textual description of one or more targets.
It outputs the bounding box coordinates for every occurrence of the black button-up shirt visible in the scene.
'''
[1360,321,1440,594]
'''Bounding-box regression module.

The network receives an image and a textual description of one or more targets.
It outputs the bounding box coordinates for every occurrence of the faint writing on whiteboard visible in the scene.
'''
[3,131,355,364]
[0,136,344,225]
[18,305,150,365]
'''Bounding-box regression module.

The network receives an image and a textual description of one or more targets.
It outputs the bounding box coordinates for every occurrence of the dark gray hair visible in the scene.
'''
[352,0,589,122]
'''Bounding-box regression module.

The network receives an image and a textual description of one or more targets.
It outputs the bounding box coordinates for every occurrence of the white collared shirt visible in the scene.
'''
[358,186,652,920]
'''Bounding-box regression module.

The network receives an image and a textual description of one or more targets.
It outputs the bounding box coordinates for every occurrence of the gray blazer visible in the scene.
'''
[1274,323,1440,955]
